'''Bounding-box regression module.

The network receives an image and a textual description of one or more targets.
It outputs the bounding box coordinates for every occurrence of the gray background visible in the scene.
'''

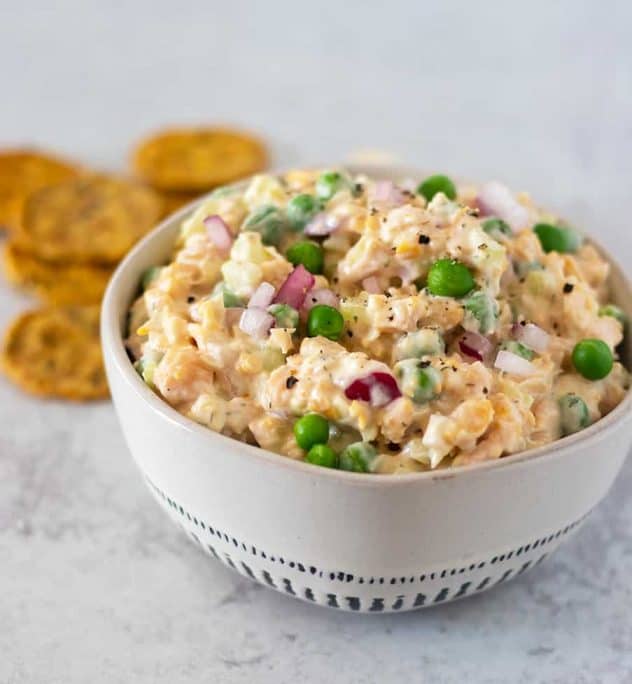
[1,1,631,682]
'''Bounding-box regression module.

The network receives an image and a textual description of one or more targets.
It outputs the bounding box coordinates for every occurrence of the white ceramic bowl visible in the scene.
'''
[101,167,632,613]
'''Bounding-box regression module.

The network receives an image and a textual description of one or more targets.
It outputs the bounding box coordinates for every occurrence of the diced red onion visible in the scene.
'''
[225,307,244,328]
[304,212,341,237]
[494,350,536,376]
[459,331,494,362]
[362,276,382,294]
[239,307,274,339]
[370,180,406,207]
[273,265,315,309]
[248,281,276,309]
[344,372,402,407]
[512,322,550,353]
[204,215,233,254]
[477,182,529,231]
[301,288,339,316]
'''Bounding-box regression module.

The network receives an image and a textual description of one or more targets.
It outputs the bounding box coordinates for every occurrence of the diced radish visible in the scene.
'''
[248,282,276,309]
[239,307,274,339]
[301,288,339,316]
[304,213,341,237]
[370,180,406,206]
[204,215,233,254]
[273,265,315,309]
[344,372,401,407]
[477,182,529,231]
[512,322,550,353]
[494,350,536,376]
[458,331,494,362]
[372,180,395,202]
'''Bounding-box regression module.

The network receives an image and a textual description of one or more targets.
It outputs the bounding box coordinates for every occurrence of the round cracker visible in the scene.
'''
[132,127,267,192]
[13,175,163,265]
[0,149,81,231]
[3,242,113,305]
[1,305,108,401]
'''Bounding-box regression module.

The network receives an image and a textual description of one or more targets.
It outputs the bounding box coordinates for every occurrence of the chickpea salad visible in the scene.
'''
[126,169,629,474]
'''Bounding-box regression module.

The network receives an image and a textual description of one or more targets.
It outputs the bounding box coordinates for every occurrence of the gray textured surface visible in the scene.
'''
[1,1,631,682]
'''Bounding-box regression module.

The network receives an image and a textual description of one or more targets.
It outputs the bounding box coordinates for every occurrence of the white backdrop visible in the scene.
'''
[1,1,631,682]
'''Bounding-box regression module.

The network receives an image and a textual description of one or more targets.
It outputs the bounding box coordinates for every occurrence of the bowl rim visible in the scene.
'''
[101,165,632,486]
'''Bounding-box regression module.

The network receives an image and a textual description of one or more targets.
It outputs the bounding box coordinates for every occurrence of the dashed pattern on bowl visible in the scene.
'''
[145,476,591,612]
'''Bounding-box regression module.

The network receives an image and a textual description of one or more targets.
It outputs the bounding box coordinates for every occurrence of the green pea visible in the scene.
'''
[285,240,324,275]
[599,304,627,326]
[316,171,349,200]
[267,303,299,329]
[533,223,582,254]
[393,329,445,361]
[339,442,378,473]
[482,217,512,239]
[140,266,161,291]
[395,359,442,404]
[426,259,475,298]
[462,291,499,334]
[244,205,286,246]
[294,413,330,451]
[307,304,344,341]
[305,444,339,469]
[500,340,534,361]
[286,194,321,231]
[572,338,613,380]
[559,393,590,436]
[417,174,457,202]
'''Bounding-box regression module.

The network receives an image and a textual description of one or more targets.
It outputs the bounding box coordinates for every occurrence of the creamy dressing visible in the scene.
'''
[127,170,629,473]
